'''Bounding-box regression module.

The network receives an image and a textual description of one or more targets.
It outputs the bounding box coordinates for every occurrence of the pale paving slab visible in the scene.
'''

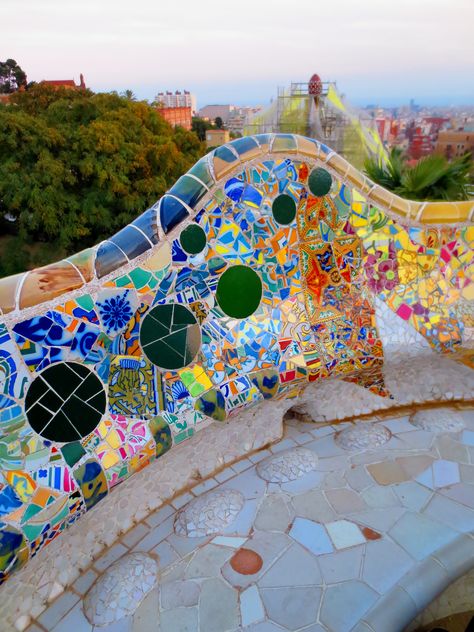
[51,603,92,632]
[389,512,457,560]
[291,490,337,523]
[198,578,239,632]
[440,482,474,509]
[260,586,321,631]
[160,580,200,609]
[317,546,364,584]
[258,542,322,587]
[159,607,198,632]
[132,587,159,632]
[362,538,413,593]
[254,494,294,532]
[319,581,378,632]
[422,494,474,533]
[325,488,367,514]
[392,481,432,511]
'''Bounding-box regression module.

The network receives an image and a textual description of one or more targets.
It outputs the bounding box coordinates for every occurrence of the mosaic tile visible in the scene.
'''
[83,552,157,625]
[335,423,391,451]
[240,585,265,627]
[325,519,366,549]
[1,134,474,584]
[410,409,465,433]
[24,362,106,442]
[256,447,318,483]
[289,517,333,555]
[174,489,244,537]
[260,586,321,630]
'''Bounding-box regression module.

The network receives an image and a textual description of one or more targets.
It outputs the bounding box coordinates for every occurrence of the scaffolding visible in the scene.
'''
[244,79,386,169]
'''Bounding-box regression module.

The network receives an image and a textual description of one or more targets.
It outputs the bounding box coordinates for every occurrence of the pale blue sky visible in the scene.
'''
[2,0,473,108]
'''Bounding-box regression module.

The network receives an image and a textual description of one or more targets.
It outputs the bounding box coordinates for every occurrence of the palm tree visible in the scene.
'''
[364,148,472,201]
[121,89,136,101]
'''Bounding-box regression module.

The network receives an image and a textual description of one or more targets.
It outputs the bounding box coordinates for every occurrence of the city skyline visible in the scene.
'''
[2,0,473,108]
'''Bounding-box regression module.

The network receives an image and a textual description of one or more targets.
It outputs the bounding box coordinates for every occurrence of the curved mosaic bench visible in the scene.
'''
[0,133,473,585]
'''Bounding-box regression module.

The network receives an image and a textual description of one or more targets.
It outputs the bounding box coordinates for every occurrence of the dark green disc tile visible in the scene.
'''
[140,304,201,370]
[61,441,86,467]
[272,194,297,225]
[25,362,106,443]
[308,167,332,197]
[216,265,262,319]
[179,224,207,255]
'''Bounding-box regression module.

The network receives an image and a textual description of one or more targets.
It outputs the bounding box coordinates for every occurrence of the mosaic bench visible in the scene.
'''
[0,133,473,585]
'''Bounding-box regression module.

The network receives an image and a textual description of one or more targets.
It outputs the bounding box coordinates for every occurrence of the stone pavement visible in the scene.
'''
[26,405,474,632]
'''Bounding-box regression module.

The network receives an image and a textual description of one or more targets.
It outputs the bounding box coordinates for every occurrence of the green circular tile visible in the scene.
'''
[272,194,297,225]
[216,265,262,319]
[179,224,207,255]
[308,167,332,197]
[25,362,106,442]
[140,304,201,370]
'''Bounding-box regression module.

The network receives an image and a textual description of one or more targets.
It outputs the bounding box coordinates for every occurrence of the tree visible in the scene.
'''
[121,89,136,101]
[214,116,223,129]
[191,116,214,141]
[364,148,472,201]
[0,84,206,272]
[0,59,27,94]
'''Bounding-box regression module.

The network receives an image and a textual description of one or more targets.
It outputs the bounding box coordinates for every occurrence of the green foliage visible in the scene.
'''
[0,59,27,94]
[192,117,214,141]
[0,84,205,270]
[364,147,472,201]
[214,116,223,129]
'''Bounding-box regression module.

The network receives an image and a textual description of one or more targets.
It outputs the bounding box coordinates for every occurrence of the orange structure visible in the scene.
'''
[156,105,192,130]
[40,74,86,90]
[435,129,474,160]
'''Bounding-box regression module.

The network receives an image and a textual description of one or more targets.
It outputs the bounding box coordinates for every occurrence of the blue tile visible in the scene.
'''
[95,240,128,278]
[289,518,333,555]
[110,225,152,260]
[160,195,189,233]
[461,430,474,446]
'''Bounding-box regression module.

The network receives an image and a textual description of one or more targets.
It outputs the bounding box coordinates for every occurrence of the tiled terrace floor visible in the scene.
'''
[27,406,474,632]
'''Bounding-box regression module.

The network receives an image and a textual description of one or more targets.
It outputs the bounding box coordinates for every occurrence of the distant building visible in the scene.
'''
[155,90,196,116]
[199,104,235,123]
[40,74,86,90]
[435,129,474,160]
[205,129,230,148]
[156,106,192,131]
[199,104,263,135]
[407,117,449,159]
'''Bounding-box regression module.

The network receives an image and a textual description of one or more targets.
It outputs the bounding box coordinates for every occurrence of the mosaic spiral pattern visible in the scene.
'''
[84,552,158,625]
[410,409,466,433]
[0,134,472,584]
[335,423,392,451]
[174,489,245,537]
[256,448,319,483]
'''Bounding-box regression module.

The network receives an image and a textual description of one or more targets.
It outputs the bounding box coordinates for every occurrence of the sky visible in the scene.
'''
[2,0,474,109]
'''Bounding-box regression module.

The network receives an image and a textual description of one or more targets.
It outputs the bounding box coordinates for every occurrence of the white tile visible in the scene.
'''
[326,520,366,549]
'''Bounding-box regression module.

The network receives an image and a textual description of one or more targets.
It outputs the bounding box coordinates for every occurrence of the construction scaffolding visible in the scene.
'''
[244,78,387,169]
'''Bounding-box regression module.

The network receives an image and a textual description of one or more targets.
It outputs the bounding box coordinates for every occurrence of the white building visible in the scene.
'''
[155,90,197,116]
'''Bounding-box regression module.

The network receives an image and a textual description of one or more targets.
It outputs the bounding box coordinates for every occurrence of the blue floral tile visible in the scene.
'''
[95,288,138,337]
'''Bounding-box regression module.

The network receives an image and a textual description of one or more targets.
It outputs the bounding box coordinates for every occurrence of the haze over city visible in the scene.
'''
[2,0,473,107]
